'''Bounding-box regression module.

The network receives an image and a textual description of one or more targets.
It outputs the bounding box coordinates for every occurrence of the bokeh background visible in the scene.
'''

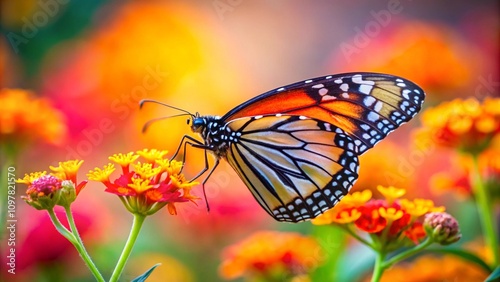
[0,0,498,281]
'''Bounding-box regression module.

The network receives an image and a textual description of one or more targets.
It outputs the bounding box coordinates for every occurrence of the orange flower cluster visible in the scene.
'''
[0,88,67,146]
[312,186,444,246]
[335,21,476,94]
[431,156,472,199]
[17,160,87,210]
[375,255,488,282]
[87,149,198,215]
[415,98,500,154]
[481,147,500,187]
[219,231,323,281]
[431,148,500,199]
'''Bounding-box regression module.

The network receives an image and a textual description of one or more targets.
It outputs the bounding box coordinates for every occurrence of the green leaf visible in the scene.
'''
[425,248,493,273]
[131,263,161,282]
[485,266,500,282]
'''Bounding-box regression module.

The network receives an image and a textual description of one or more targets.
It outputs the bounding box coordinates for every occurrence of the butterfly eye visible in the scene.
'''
[191,117,206,133]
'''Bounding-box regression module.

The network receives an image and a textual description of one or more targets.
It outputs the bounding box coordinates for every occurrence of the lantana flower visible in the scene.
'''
[313,185,461,281]
[313,186,443,247]
[431,149,500,200]
[417,98,500,268]
[219,231,323,281]
[17,160,87,210]
[313,185,450,248]
[87,149,199,216]
[331,21,476,95]
[374,254,489,282]
[414,97,500,154]
[0,88,67,147]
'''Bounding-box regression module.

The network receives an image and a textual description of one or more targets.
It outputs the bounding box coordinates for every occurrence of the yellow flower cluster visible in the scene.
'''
[87,149,198,216]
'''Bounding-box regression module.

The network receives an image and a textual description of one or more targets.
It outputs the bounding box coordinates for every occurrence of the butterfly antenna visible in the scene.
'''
[139,99,194,117]
[142,113,191,133]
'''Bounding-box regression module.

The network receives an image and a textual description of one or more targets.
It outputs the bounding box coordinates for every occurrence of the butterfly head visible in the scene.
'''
[189,115,222,134]
[189,113,206,134]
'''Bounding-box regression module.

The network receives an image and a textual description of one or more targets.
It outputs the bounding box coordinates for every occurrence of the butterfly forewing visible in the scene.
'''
[222,73,425,154]
[225,115,359,222]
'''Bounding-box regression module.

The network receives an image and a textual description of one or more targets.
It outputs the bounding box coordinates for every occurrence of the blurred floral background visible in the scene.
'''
[0,0,498,281]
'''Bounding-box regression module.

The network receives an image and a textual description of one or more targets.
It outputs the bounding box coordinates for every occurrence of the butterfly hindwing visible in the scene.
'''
[224,114,360,222]
[222,73,425,154]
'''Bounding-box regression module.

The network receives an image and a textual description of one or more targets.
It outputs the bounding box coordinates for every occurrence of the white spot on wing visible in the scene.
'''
[350,162,357,172]
[319,88,328,96]
[340,83,349,92]
[341,93,349,98]
[402,89,411,99]
[321,95,336,101]
[324,123,332,131]
[374,101,383,112]
[277,87,285,92]
[305,79,313,83]
[352,74,375,85]
[312,84,324,89]
[326,75,333,79]
[254,115,263,119]
[364,96,376,107]
[359,84,373,95]
[334,79,342,84]
[367,112,380,122]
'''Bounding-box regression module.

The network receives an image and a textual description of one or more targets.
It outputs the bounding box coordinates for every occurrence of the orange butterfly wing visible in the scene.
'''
[222,73,424,153]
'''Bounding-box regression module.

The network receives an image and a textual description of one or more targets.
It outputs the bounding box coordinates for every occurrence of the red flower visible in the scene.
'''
[355,200,387,233]
[404,222,427,244]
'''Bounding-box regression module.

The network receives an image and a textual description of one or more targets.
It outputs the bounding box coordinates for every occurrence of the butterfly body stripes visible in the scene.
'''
[150,72,425,222]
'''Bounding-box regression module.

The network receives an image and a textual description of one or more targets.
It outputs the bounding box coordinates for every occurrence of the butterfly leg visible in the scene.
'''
[170,135,208,175]
[175,139,219,212]
[200,158,220,212]
[170,135,217,212]
[170,135,204,161]
[187,147,210,182]
[169,135,216,183]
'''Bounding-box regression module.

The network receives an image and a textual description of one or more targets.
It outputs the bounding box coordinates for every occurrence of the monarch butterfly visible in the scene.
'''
[140,72,425,222]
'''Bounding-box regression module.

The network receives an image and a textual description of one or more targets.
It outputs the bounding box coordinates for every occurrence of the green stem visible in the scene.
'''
[371,251,386,282]
[470,154,499,266]
[342,225,376,249]
[64,206,105,282]
[47,209,76,244]
[109,213,146,282]
[0,146,17,239]
[382,237,433,269]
